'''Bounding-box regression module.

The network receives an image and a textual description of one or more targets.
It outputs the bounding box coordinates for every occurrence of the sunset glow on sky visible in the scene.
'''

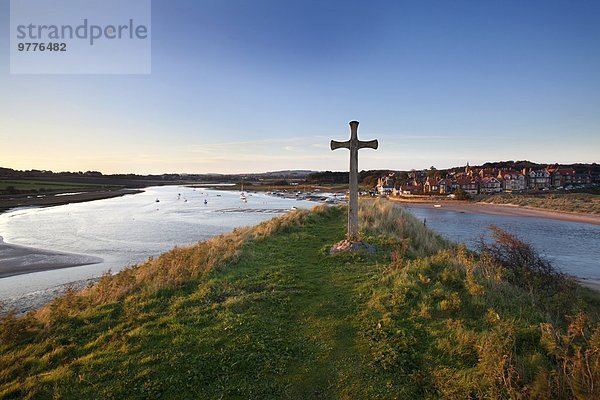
[1,0,599,174]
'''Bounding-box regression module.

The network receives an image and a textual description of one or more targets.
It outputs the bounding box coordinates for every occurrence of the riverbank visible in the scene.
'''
[0,188,143,214]
[0,237,102,279]
[0,277,99,315]
[577,278,600,292]
[388,197,600,225]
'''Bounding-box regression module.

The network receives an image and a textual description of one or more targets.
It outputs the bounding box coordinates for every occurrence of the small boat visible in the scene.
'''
[240,181,247,201]
[204,199,207,205]
[155,199,160,203]
[433,204,442,208]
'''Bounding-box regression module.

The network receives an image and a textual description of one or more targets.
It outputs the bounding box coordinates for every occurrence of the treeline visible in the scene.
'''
[306,170,401,185]
[0,168,192,182]
[0,167,315,184]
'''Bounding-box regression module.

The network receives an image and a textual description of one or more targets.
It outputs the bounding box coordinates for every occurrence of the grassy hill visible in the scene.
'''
[1,201,598,399]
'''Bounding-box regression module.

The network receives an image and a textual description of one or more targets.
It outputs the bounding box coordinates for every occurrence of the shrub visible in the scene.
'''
[453,189,470,200]
[540,313,600,399]
[478,226,577,312]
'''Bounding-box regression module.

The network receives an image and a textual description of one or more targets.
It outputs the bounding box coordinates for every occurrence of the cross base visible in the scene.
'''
[329,239,376,255]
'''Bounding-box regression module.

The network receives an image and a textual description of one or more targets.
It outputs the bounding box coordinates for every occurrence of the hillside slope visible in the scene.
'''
[0,202,598,399]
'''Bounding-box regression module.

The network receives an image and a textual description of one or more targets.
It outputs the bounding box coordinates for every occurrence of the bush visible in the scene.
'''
[4,186,18,195]
[453,189,471,200]
[478,226,577,319]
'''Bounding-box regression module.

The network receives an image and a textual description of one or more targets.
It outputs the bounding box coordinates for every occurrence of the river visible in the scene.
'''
[403,204,600,280]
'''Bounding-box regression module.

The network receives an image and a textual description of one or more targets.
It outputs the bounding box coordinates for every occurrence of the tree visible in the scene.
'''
[428,166,437,179]
[453,189,470,200]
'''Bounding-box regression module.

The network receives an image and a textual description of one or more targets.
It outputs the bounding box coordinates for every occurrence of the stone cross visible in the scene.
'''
[331,121,378,241]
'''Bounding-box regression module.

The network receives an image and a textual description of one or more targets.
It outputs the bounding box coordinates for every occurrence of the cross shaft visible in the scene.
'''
[330,121,378,241]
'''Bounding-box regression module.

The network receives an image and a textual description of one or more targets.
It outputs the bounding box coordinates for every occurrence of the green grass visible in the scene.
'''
[481,193,600,214]
[0,202,598,399]
[0,180,102,193]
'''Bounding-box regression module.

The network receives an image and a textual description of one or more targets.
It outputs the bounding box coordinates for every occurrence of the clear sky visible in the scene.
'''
[1,0,599,174]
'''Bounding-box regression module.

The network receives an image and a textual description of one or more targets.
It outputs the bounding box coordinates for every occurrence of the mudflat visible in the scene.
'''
[0,238,102,278]
[0,188,142,213]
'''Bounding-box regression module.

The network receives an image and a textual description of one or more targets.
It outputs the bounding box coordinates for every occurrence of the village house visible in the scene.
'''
[551,169,576,187]
[438,178,452,194]
[479,177,502,194]
[525,169,551,189]
[574,173,592,185]
[478,168,496,178]
[376,175,395,195]
[401,178,423,195]
[455,177,480,195]
[498,170,526,191]
[423,177,440,193]
[373,163,596,197]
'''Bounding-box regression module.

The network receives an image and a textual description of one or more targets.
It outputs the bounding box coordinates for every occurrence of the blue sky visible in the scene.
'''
[1,0,599,174]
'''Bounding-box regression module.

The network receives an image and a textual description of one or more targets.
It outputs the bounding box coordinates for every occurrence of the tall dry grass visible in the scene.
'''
[359,199,450,257]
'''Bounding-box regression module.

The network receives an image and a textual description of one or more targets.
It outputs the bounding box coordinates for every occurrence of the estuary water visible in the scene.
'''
[403,205,600,280]
[0,186,315,304]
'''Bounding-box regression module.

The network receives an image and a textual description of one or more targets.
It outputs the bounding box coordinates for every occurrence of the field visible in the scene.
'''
[0,201,598,399]
[0,179,104,192]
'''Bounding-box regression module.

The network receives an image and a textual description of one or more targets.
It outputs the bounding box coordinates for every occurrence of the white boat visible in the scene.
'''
[240,181,247,201]
[433,204,442,208]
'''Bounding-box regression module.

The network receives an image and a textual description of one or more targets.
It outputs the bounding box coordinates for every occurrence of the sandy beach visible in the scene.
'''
[389,197,600,226]
[0,236,102,279]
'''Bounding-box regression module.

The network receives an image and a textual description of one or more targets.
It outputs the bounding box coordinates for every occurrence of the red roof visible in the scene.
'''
[481,177,499,183]
[499,170,523,179]
[455,177,478,185]
[556,169,576,176]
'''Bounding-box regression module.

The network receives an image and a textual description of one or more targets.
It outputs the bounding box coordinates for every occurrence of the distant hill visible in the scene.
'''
[0,167,317,185]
